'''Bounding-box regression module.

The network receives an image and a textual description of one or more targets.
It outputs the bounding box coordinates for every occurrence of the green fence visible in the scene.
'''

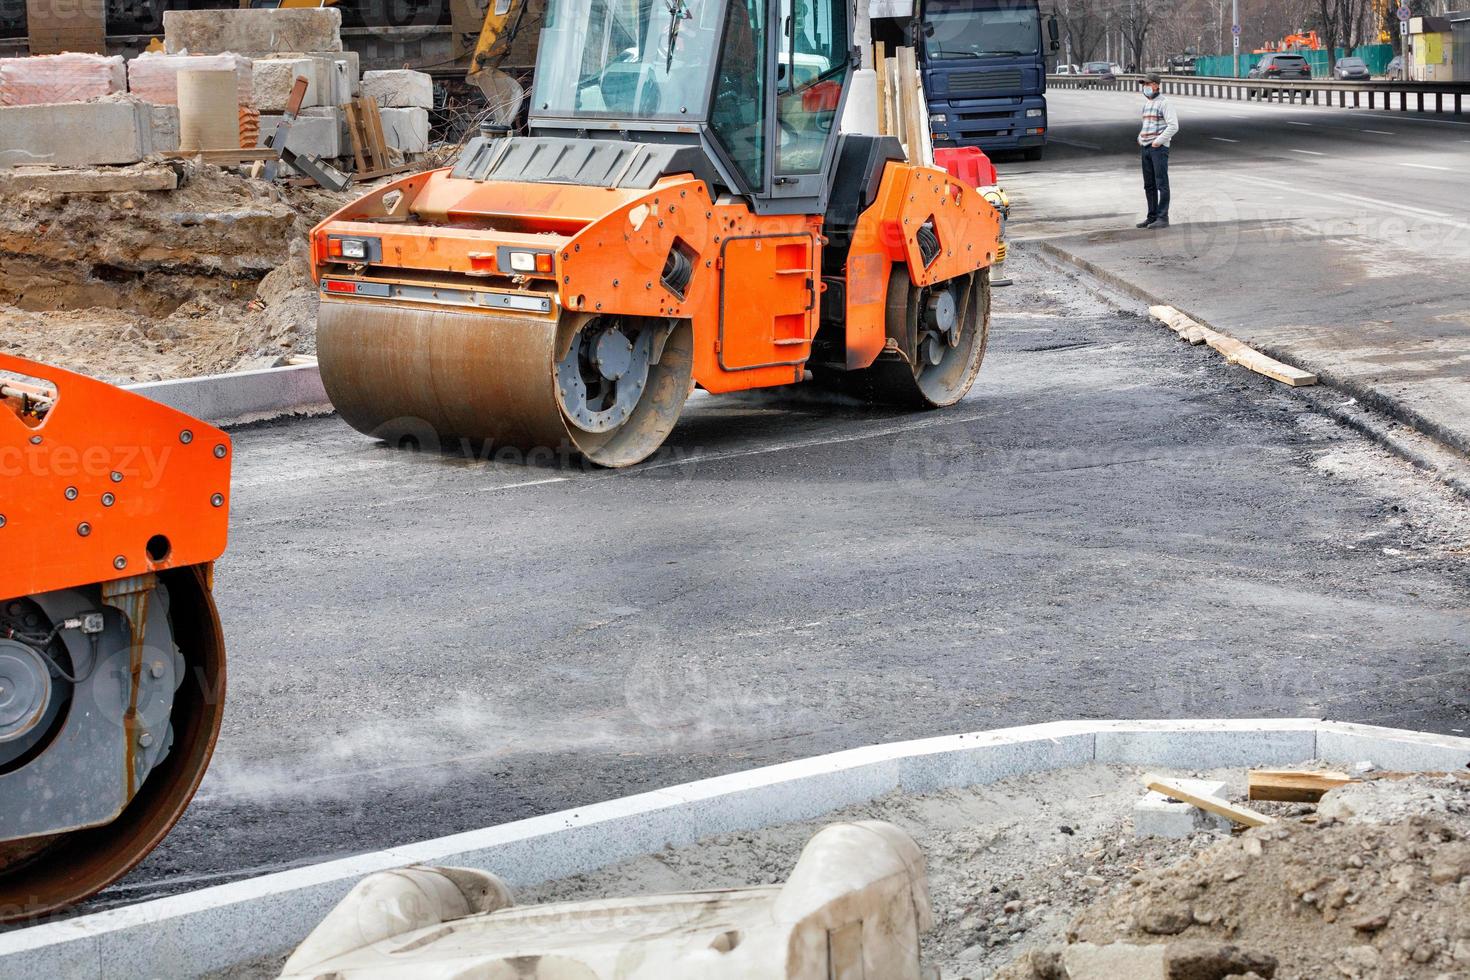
[1194,43,1394,78]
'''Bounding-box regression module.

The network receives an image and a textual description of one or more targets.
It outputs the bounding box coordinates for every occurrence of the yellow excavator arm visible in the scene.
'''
[466,0,543,125]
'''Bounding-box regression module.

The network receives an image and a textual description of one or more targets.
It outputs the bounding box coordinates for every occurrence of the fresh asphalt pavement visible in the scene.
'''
[67,246,1469,913]
[1003,88,1470,455]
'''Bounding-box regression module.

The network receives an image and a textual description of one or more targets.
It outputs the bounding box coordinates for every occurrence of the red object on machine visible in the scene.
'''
[934,146,997,189]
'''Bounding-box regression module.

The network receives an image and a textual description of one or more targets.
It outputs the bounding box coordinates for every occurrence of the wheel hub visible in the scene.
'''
[556,318,655,434]
[0,639,51,744]
[920,287,960,367]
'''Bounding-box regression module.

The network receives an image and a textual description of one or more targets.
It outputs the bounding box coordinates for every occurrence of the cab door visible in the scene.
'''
[716,232,819,371]
[763,0,850,214]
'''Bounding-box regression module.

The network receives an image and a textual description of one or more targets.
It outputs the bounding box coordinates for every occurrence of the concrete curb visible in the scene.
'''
[126,363,331,428]
[3,718,1466,978]
[1034,239,1470,497]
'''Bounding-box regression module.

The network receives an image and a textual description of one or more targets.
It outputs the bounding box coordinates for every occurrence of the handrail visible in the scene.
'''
[1047,72,1469,114]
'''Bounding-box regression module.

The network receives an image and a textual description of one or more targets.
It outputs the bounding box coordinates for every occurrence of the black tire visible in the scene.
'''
[1023,146,1044,162]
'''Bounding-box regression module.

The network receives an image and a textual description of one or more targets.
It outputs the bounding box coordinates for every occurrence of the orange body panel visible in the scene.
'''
[844,163,1003,370]
[0,354,231,601]
[310,159,1001,391]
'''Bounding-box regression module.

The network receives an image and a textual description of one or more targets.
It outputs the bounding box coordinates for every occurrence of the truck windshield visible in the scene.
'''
[924,3,1040,61]
[530,0,725,119]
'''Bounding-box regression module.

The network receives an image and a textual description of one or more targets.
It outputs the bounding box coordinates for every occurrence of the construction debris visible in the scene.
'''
[1150,305,1318,387]
[1248,768,1356,802]
[1143,774,1276,829]
[0,162,179,193]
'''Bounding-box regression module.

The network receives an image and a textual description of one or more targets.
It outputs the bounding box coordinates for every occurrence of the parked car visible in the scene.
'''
[1386,55,1404,80]
[1333,56,1371,81]
[1248,53,1312,79]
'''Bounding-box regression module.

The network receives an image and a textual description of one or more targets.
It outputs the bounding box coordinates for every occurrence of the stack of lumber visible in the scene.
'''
[872,42,933,166]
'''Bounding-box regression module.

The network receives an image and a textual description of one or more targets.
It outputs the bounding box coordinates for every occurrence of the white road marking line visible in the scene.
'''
[1232,174,1470,231]
[1049,136,1103,150]
[1210,136,1240,143]
[1361,129,1395,135]
[1289,148,1325,156]
[480,477,570,491]
[1401,162,1453,172]
[1287,121,1312,126]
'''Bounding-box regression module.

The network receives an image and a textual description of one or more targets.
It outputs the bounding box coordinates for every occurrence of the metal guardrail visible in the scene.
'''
[1049,73,1468,115]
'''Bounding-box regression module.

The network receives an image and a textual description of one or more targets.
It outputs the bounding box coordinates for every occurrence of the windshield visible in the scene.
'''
[1339,58,1365,68]
[923,3,1041,61]
[531,0,725,119]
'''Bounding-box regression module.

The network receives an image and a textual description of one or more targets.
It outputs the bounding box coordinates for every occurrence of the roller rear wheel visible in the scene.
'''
[0,566,225,922]
[824,265,989,408]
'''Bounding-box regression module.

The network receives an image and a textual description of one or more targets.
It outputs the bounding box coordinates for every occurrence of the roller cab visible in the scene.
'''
[311,0,1002,467]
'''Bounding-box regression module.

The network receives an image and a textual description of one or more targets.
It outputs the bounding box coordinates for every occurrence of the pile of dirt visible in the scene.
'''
[0,161,351,382]
[998,773,1470,980]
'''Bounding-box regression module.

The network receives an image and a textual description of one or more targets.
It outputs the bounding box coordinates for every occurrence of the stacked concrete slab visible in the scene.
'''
[127,52,253,107]
[0,53,125,106]
[160,7,429,164]
[0,100,164,167]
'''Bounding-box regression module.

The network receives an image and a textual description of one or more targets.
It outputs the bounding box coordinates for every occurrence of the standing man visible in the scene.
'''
[1136,72,1179,229]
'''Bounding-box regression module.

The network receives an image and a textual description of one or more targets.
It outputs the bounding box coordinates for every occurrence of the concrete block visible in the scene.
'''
[361,69,432,109]
[1062,942,1167,980]
[258,107,344,159]
[0,100,151,167]
[378,106,429,154]
[164,8,342,55]
[892,723,1096,793]
[149,103,181,153]
[129,363,329,426]
[253,53,358,111]
[1093,719,1318,769]
[0,164,178,194]
[1316,722,1470,773]
[251,57,321,111]
[1133,779,1232,838]
[0,53,125,106]
[126,52,253,106]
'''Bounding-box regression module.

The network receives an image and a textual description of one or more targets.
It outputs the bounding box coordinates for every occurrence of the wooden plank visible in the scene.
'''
[1248,769,1355,802]
[362,99,391,171]
[874,42,889,137]
[344,100,369,173]
[1144,775,1276,828]
[1151,305,1317,387]
[1225,345,1318,387]
[895,47,919,162]
[167,148,279,163]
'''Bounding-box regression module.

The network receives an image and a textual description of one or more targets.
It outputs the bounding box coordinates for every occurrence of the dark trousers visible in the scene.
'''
[1141,145,1170,222]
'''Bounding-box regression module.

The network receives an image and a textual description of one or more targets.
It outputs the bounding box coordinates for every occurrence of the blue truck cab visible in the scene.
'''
[918,0,1059,160]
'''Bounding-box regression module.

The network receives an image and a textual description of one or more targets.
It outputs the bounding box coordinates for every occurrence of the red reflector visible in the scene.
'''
[325,280,356,293]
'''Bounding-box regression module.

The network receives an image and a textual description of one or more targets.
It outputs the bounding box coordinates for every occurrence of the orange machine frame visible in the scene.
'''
[310,159,1001,394]
[0,354,232,601]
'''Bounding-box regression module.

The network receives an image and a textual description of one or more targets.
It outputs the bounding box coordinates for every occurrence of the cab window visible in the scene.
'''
[709,0,767,189]
[774,0,848,175]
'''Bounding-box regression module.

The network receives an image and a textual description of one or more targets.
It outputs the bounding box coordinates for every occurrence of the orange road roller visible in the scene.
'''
[0,354,230,921]
[312,0,1002,467]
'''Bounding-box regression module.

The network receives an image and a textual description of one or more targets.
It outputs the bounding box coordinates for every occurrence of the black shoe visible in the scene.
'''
[1153,218,1170,228]
[1136,218,1155,228]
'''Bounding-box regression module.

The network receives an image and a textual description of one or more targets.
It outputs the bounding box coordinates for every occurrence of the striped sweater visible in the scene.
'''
[1138,95,1180,147]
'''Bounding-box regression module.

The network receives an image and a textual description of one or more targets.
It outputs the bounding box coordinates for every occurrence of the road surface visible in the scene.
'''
[1005,88,1470,454]
[71,246,1470,914]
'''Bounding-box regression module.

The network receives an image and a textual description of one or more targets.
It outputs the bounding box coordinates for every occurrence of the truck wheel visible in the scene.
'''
[1023,147,1044,162]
